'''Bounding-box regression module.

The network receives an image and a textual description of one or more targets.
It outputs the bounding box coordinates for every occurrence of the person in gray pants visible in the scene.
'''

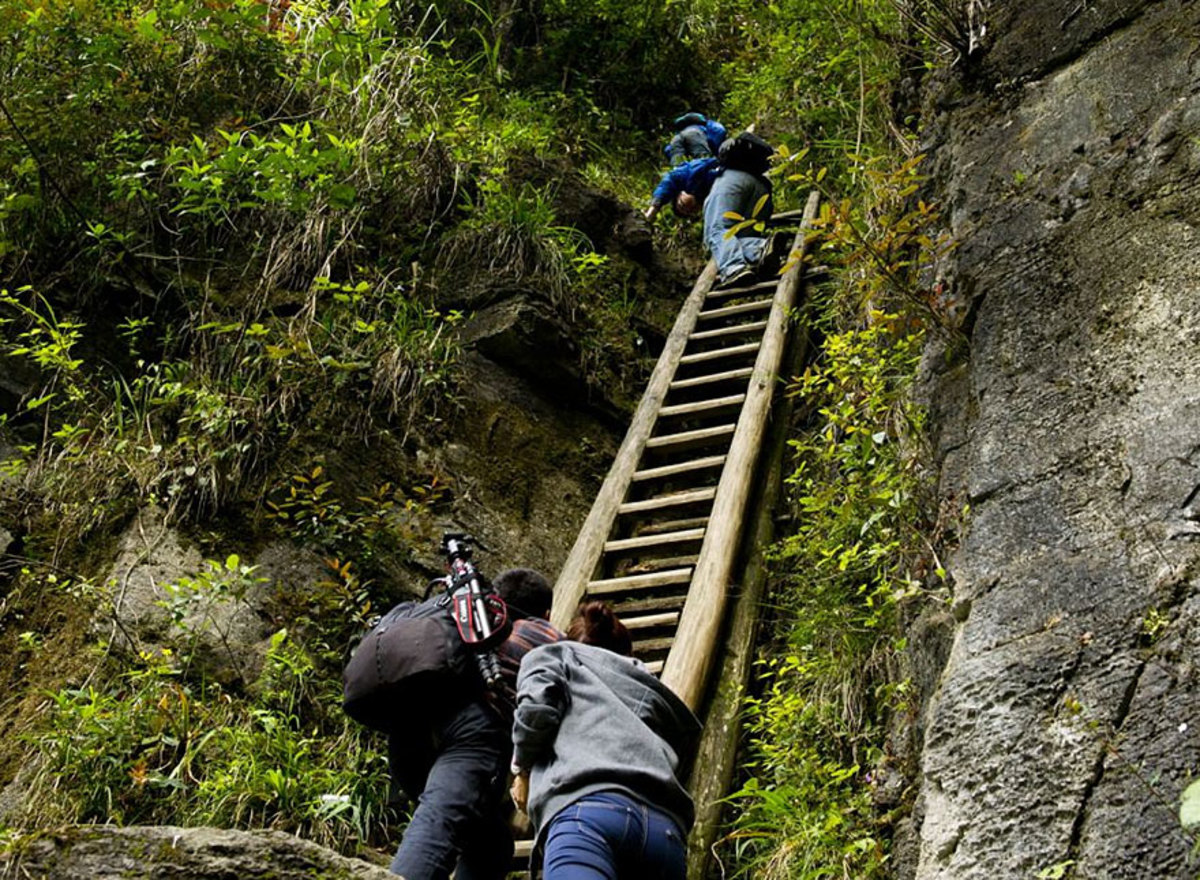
[702,167,773,286]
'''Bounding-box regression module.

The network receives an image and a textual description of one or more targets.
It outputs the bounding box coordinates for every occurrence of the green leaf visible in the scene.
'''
[1180,778,1200,828]
[1036,861,1075,880]
[328,183,356,208]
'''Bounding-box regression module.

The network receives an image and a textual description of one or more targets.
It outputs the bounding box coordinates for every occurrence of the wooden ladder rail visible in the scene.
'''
[661,189,821,709]
[550,260,719,633]
[550,191,821,711]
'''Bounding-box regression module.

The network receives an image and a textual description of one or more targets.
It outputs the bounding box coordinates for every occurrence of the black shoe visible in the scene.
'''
[716,266,756,289]
[756,231,793,276]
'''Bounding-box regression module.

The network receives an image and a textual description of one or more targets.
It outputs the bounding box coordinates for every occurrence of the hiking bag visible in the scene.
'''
[718,131,775,176]
[342,595,480,731]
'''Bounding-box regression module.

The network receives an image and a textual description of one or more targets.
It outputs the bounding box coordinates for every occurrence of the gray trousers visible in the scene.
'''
[703,168,772,280]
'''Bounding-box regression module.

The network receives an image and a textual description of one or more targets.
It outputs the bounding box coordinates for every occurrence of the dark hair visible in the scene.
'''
[493,568,553,619]
[568,601,632,656]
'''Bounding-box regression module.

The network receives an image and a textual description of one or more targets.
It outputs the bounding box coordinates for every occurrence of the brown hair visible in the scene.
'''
[568,601,633,657]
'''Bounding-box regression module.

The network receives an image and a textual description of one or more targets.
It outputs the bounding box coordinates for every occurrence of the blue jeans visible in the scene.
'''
[389,700,512,880]
[543,792,687,880]
[703,168,772,281]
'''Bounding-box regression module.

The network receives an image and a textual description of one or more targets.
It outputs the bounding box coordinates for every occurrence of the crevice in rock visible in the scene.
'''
[1064,657,1146,863]
[1179,480,1200,511]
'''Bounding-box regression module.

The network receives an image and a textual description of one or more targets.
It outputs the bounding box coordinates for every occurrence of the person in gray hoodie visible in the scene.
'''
[510,601,701,879]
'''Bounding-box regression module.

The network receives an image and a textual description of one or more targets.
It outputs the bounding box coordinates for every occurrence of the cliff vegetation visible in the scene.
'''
[0,0,980,875]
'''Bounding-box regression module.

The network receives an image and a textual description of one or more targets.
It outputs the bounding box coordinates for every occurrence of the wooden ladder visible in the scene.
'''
[549,191,821,711]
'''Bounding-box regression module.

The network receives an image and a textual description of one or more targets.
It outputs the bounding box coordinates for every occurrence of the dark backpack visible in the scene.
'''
[342,595,481,732]
[718,132,775,176]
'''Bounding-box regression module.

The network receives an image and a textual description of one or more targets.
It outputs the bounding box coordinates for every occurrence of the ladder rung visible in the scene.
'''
[615,554,700,573]
[614,594,688,614]
[604,528,705,554]
[619,487,717,514]
[636,516,710,536]
[633,636,675,653]
[644,659,665,674]
[698,298,773,321]
[680,341,761,366]
[659,394,746,419]
[646,424,735,450]
[587,568,694,595]
[690,321,768,342]
[670,368,753,391]
[622,611,681,630]
[706,278,777,298]
[633,455,726,481]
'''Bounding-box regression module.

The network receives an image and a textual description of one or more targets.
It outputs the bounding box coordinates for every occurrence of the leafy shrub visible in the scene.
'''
[0,277,462,547]
[20,617,393,852]
[724,314,925,879]
[720,125,950,875]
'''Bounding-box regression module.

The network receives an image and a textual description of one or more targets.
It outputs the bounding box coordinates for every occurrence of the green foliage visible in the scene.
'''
[0,0,966,869]
[717,0,902,176]
[724,314,924,879]
[718,45,952,865]
[265,464,450,563]
[21,628,393,852]
[0,275,462,551]
[416,0,724,113]
[785,151,956,326]
[1037,861,1077,880]
[1181,779,1200,830]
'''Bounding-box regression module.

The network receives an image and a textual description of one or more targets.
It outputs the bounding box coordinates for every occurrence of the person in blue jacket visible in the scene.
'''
[663,112,728,165]
[644,155,773,287]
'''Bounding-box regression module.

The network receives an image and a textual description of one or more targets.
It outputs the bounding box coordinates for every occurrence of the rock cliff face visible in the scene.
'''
[912,0,1200,877]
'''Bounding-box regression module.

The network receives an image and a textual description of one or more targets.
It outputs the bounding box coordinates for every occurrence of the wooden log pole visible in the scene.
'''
[685,234,818,880]
[661,190,821,710]
[551,259,719,632]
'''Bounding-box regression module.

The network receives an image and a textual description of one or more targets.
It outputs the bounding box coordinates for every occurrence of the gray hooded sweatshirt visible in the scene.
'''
[511,641,702,841]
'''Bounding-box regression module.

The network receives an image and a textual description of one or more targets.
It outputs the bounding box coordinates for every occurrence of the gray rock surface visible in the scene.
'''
[105,508,275,685]
[0,825,393,879]
[912,0,1200,877]
[429,350,615,577]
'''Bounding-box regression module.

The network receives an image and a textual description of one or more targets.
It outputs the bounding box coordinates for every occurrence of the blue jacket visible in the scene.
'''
[651,157,721,207]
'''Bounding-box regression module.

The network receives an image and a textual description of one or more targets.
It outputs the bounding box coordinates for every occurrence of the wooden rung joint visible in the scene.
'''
[689,321,769,342]
[659,395,746,418]
[669,368,754,391]
[613,595,689,614]
[645,424,735,449]
[705,279,777,298]
[680,342,761,366]
[622,611,681,629]
[634,517,711,536]
[632,455,726,481]
[697,298,773,321]
[632,636,675,653]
